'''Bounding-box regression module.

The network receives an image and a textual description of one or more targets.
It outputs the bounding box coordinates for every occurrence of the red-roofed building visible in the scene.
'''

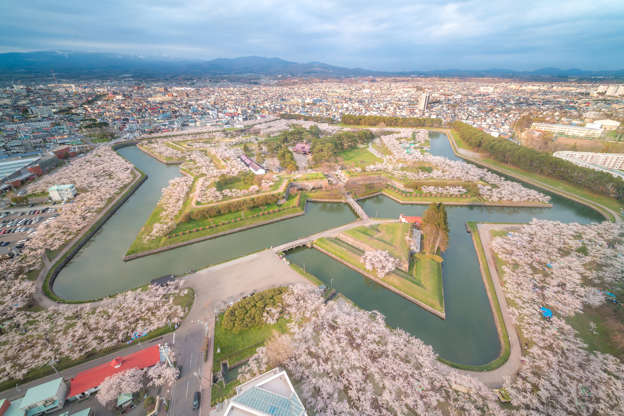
[67,345,161,401]
[399,214,423,226]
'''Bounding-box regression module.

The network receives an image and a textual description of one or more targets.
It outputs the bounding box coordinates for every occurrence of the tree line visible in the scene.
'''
[341,114,443,128]
[183,192,282,220]
[280,113,336,124]
[451,122,624,201]
[422,203,449,255]
[221,287,286,333]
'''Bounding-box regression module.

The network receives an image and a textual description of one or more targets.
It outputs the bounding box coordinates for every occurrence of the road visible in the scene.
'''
[0,336,169,406]
[168,250,310,416]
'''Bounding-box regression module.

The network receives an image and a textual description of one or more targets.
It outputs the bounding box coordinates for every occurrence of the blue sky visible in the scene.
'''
[1,0,623,70]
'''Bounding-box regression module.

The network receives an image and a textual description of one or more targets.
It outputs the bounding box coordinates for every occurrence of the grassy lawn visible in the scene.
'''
[343,222,411,267]
[211,379,241,406]
[303,189,345,201]
[382,186,480,204]
[288,262,324,286]
[568,302,624,360]
[213,314,289,371]
[481,157,622,216]
[314,237,445,314]
[205,150,225,169]
[294,172,325,181]
[126,193,303,256]
[372,141,392,156]
[173,288,195,309]
[339,147,382,168]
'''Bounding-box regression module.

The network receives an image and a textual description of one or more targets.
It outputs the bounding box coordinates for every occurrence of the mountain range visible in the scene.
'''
[1,51,623,80]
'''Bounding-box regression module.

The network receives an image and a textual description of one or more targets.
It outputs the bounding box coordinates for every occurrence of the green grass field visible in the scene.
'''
[339,146,382,168]
[314,236,445,314]
[211,313,288,405]
[343,222,411,267]
[213,314,288,371]
[126,193,304,256]
[372,141,392,156]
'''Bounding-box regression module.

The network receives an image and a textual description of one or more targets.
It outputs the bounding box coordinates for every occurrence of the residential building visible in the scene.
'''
[0,398,25,416]
[554,151,624,179]
[292,142,311,155]
[531,122,603,138]
[593,119,621,130]
[0,157,40,182]
[18,378,67,416]
[217,368,307,416]
[67,344,162,401]
[239,155,266,175]
[399,214,423,226]
[48,184,77,202]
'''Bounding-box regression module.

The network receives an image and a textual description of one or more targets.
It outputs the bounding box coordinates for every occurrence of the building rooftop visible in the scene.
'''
[0,157,40,181]
[2,399,25,416]
[20,378,63,410]
[68,344,160,398]
[223,369,306,416]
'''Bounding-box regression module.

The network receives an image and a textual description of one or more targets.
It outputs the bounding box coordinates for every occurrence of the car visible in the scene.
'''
[192,392,200,410]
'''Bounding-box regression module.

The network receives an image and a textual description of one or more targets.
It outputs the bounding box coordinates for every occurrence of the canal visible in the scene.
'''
[52,146,357,300]
[285,132,603,366]
[52,133,603,366]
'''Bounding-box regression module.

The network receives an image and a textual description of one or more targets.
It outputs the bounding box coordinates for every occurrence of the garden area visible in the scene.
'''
[339,146,382,168]
[211,288,289,405]
[313,223,445,316]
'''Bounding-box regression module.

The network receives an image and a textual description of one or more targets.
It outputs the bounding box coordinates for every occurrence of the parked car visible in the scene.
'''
[192,392,200,410]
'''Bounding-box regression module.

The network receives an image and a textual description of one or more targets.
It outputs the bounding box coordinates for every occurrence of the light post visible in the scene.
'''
[48,360,60,377]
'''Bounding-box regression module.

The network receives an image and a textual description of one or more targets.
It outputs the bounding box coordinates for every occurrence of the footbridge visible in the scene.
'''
[272,218,395,253]
[345,194,369,220]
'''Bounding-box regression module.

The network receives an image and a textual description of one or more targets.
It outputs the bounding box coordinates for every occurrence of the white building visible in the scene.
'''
[553,151,624,179]
[418,92,430,112]
[593,119,621,131]
[531,122,603,138]
[48,184,77,202]
[215,368,307,416]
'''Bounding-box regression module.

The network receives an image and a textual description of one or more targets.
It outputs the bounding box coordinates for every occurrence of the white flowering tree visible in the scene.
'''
[96,368,146,407]
[361,250,399,277]
[147,363,179,388]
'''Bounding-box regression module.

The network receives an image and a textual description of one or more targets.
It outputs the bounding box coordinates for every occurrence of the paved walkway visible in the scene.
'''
[271,218,394,252]
[173,250,311,416]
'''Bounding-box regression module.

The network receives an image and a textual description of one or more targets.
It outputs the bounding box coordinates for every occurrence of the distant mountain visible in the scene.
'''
[0,51,623,80]
[0,51,379,79]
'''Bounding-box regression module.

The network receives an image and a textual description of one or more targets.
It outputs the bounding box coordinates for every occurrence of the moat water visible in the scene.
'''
[53,132,603,365]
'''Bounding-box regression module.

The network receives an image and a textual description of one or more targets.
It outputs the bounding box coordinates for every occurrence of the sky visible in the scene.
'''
[1,0,624,71]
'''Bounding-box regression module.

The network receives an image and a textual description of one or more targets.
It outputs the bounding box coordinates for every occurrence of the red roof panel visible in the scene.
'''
[68,344,160,398]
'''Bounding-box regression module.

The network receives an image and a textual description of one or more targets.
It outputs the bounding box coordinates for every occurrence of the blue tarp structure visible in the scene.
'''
[605,292,617,303]
[540,307,553,319]
[546,264,553,269]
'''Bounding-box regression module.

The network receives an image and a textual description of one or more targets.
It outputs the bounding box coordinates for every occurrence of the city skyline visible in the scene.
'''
[1,0,624,71]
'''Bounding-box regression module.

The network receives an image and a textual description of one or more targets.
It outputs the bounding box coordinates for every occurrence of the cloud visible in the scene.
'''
[0,0,623,70]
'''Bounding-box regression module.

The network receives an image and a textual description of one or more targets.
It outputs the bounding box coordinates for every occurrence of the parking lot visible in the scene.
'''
[0,206,58,257]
